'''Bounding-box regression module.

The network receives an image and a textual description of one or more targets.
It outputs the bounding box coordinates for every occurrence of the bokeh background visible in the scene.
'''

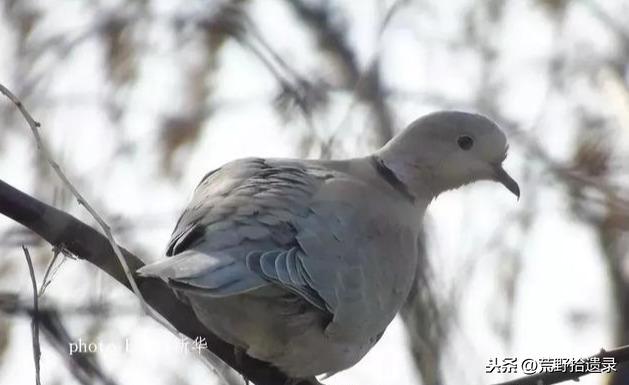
[1,0,628,384]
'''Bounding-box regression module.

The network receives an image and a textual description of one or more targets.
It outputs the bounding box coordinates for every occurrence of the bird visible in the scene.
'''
[137,111,519,381]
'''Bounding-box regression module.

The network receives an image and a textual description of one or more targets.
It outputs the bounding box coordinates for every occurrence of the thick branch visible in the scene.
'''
[0,178,312,385]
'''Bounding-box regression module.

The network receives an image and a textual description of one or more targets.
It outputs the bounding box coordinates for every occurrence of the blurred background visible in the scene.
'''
[1,0,628,384]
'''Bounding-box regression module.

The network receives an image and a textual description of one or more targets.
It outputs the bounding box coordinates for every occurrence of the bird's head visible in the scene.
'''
[376,111,520,200]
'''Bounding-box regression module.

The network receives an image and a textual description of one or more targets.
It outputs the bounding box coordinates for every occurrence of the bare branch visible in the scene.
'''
[38,246,65,297]
[22,245,42,385]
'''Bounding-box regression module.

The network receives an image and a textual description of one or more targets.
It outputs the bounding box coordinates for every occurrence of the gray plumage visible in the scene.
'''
[137,111,519,379]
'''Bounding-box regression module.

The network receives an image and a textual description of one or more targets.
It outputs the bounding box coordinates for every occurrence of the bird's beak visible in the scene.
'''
[492,164,520,199]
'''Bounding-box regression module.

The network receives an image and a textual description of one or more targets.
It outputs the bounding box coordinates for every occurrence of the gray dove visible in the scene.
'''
[137,111,519,380]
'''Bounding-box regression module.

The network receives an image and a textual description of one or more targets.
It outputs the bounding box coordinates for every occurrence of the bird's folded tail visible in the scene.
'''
[136,250,268,296]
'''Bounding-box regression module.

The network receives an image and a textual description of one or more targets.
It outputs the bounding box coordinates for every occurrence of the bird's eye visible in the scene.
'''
[457,135,474,150]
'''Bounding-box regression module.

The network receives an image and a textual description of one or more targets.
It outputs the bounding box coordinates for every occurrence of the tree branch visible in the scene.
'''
[22,246,42,385]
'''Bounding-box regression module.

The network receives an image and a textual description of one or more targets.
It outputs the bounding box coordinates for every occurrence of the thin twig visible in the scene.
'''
[22,245,42,385]
[38,246,64,297]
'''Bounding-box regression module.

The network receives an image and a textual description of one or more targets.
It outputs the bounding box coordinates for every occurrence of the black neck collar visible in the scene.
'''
[369,155,415,203]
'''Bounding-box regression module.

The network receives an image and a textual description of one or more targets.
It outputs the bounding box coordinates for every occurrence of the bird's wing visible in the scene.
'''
[138,157,327,299]
[138,157,418,334]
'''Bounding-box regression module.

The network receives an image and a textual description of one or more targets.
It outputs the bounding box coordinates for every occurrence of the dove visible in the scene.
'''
[137,111,519,380]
